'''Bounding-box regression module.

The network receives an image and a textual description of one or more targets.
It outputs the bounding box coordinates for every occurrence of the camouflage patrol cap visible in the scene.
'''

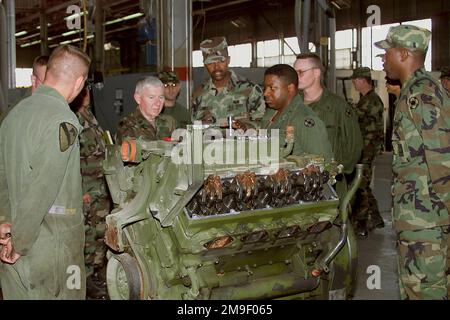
[440,67,450,79]
[374,25,431,52]
[158,70,180,84]
[200,36,229,64]
[351,67,372,79]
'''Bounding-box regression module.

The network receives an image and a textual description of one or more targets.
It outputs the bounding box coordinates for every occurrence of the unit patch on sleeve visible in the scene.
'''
[59,122,78,152]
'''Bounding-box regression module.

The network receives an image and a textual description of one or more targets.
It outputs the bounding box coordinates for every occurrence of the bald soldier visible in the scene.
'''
[0,45,90,299]
[351,67,385,237]
[116,76,176,144]
[376,25,450,299]
[192,36,265,127]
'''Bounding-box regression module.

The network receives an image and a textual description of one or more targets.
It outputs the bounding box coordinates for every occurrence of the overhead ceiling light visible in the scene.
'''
[64,11,87,21]
[15,31,27,37]
[104,12,144,26]
[20,40,41,48]
[60,34,94,45]
[62,30,81,37]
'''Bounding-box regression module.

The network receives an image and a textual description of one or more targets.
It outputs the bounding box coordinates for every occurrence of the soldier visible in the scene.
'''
[0,45,90,299]
[158,70,191,128]
[440,66,450,93]
[375,24,450,299]
[350,67,385,237]
[70,87,110,299]
[31,55,49,93]
[261,64,333,159]
[294,53,363,198]
[192,36,265,127]
[116,76,176,144]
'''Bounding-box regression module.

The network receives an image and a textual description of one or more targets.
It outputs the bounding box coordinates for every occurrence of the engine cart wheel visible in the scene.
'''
[106,253,143,300]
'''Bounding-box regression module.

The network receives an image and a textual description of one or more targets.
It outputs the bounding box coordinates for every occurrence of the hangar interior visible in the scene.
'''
[0,0,449,301]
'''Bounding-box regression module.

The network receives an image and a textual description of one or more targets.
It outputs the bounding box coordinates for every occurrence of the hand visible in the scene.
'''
[0,223,12,245]
[83,193,92,204]
[0,241,21,264]
[0,223,21,264]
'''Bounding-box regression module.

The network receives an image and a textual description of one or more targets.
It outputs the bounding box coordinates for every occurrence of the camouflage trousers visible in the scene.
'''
[84,195,111,277]
[352,163,382,226]
[397,226,450,300]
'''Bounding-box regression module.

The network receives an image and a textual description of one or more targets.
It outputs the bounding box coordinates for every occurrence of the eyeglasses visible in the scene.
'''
[164,83,178,88]
[296,67,318,76]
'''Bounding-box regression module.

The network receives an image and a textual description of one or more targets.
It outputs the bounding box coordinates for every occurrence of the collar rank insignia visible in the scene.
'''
[408,96,419,109]
[345,108,353,118]
[59,122,78,152]
[304,118,315,127]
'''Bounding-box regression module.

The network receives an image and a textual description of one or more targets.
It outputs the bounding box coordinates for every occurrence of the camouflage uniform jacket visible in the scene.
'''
[192,70,266,124]
[77,107,108,198]
[161,101,191,129]
[116,107,176,144]
[355,89,384,159]
[302,89,363,174]
[392,67,450,231]
[261,95,333,160]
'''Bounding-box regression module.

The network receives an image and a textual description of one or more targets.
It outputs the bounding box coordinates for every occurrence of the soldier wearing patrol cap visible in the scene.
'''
[375,24,450,299]
[440,66,450,93]
[350,67,385,237]
[192,36,265,127]
[158,70,191,128]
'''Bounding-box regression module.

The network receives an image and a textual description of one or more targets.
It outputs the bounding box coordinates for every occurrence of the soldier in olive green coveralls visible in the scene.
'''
[0,45,90,299]
[192,37,266,127]
[376,25,450,299]
[294,53,363,199]
[116,76,176,144]
[158,70,191,129]
[261,64,333,160]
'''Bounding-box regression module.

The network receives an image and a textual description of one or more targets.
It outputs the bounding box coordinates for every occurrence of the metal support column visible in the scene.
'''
[328,16,336,93]
[94,0,105,73]
[6,0,15,89]
[157,0,192,111]
[40,0,48,55]
[0,1,7,111]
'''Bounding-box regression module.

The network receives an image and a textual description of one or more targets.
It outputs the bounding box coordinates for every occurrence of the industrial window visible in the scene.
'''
[15,68,32,88]
[192,43,252,68]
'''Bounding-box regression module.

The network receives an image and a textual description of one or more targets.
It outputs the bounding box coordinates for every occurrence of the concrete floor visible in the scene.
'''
[352,152,400,300]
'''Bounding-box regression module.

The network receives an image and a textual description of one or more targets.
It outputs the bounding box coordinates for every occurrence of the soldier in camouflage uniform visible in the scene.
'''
[261,64,333,159]
[158,70,191,128]
[294,53,363,200]
[116,76,176,144]
[192,36,266,127]
[351,67,385,237]
[440,67,450,93]
[375,25,450,299]
[70,87,111,299]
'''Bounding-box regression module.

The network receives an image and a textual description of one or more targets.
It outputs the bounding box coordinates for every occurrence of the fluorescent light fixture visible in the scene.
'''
[20,40,41,48]
[62,30,80,37]
[15,31,27,37]
[104,12,144,26]
[64,11,87,21]
[60,34,94,45]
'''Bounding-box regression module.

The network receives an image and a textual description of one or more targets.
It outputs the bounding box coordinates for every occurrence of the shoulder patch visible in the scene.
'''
[304,118,315,128]
[59,122,78,152]
[408,96,420,109]
[345,108,353,118]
